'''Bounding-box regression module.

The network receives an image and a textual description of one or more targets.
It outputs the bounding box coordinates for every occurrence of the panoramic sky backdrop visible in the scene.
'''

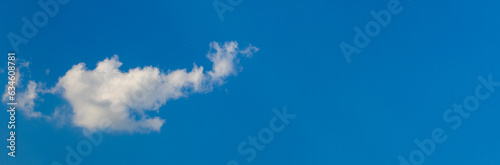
[2,0,500,165]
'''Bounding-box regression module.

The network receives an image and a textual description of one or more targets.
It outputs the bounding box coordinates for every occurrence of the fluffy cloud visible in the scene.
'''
[17,81,42,118]
[2,61,42,118]
[47,41,258,133]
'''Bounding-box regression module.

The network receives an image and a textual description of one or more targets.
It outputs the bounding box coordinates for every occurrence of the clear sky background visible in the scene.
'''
[2,0,500,165]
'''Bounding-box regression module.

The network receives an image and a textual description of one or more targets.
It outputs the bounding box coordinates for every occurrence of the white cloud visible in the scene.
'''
[2,61,42,118]
[17,81,42,118]
[44,41,258,133]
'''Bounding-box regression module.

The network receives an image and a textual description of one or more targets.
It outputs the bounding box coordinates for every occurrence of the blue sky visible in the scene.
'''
[2,0,500,165]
